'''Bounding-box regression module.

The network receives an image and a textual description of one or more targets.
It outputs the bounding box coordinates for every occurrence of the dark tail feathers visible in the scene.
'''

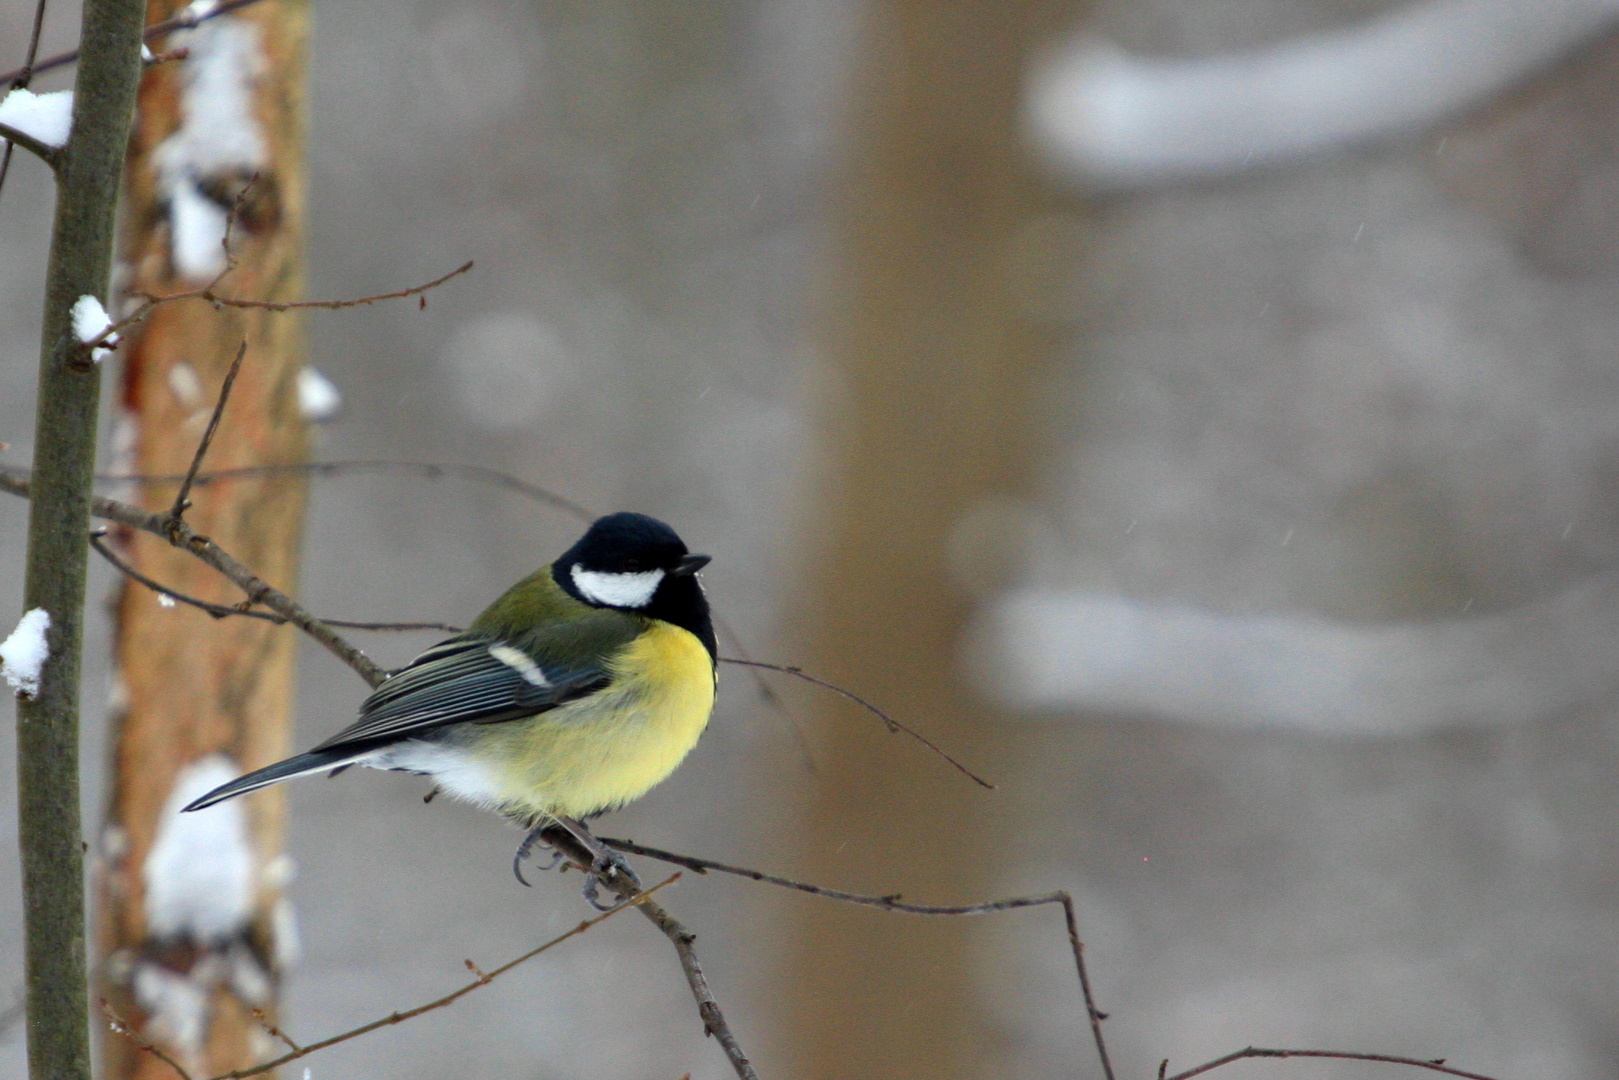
[182,748,364,812]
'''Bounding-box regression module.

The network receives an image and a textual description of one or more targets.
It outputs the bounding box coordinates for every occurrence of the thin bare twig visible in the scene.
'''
[0,0,51,198]
[1162,1046,1502,1080]
[539,827,758,1080]
[722,658,996,790]
[247,1009,300,1054]
[0,0,269,87]
[598,836,1114,1080]
[0,471,390,686]
[104,879,673,1080]
[88,458,593,521]
[100,1001,195,1080]
[167,339,245,529]
[88,531,458,633]
[125,258,474,317]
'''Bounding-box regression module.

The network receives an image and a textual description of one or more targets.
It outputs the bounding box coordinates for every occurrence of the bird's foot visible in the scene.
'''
[580,847,641,910]
[511,825,565,887]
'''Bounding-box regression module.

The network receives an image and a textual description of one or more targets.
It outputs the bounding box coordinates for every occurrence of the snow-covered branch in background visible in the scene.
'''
[131,754,289,1067]
[153,16,266,279]
[1027,0,1619,187]
[971,576,1619,736]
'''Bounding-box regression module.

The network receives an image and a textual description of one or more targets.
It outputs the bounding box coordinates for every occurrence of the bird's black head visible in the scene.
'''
[553,514,715,656]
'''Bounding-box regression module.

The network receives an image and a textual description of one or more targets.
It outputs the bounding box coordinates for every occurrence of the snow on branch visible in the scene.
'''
[1027,0,1619,187]
[71,295,118,362]
[1,607,51,699]
[0,87,72,162]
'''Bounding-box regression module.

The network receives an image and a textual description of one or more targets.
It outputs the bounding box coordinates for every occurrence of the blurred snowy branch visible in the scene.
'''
[973,577,1619,735]
[1027,0,1619,186]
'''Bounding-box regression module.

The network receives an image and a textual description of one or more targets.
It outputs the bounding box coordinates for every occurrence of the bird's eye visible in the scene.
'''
[622,559,643,572]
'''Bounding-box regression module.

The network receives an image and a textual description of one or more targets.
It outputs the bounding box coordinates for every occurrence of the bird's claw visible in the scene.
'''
[580,849,641,910]
[512,825,565,887]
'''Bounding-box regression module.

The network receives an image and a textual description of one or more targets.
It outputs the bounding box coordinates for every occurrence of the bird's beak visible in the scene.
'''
[672,553,711,577]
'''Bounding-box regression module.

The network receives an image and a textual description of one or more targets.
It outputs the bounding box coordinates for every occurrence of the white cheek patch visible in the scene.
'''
[488,644,550,686]
[571,565,664,609]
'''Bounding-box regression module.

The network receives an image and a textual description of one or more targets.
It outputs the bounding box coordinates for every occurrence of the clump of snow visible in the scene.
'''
[71,295,118,362]
[297,366,343,422]
[144,755,255,942]
[1,608,51,699]
[157,593,177,609]
[180,0,221,24]
[152,19,266,279]
[133,961,211,1060]
[0,88,73,150]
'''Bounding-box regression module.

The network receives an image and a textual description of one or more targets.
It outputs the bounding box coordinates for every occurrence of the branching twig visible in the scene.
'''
[100,1001,194,1080]
[0,0,270,87]
[0,470,389,686]
[722,658,996,790]
[0,0,52,196]
[0,119,61,169]
[538,827,759,1080]
[166,339,245,530]
[598,836,1115,1080]
[88,531,458,633]
[1162,1046,1502,1080]
[103,879,673,1080]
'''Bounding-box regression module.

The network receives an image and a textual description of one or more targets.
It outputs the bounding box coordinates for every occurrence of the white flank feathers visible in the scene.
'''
[297,366,343,422]
[144,755,256,941]
[1,608,51,699]
[71,295,118,362]
[571,565,664,609]
[0,87,73,149]
[152,19,266,279]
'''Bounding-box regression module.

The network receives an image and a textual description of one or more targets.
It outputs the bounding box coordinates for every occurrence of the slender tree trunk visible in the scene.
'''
[95,2,310,1076]
[15,2,146,1079]
[774,2,1087,1077]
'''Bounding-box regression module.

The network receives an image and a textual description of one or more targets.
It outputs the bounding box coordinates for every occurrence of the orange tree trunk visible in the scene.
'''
[97,1,310,1076]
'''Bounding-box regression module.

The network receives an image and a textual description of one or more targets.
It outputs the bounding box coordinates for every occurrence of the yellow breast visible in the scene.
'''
[469,620,716,821]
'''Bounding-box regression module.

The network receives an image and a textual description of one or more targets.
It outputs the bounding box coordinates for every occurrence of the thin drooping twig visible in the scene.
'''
[538,827,759,1080]
[722,658,997,790]
[0,0,270,87]
[598,836,1115,1080]
[166,339,245,529]
[88,458,594,521]
[1161,1046,1502,1080]
[0,0,52,198]
[103,878,673,1080]
[88,531,458,633]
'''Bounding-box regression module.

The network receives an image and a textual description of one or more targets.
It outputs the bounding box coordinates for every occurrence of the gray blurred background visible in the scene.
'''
[5,0,1619,1077]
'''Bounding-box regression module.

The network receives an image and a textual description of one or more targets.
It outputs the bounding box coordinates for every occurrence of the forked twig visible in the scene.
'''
[598,836,1114,1080]
[0,0,271,87]
[104,878,674,1080]
[167,339,246,530]
[89,532,458,633]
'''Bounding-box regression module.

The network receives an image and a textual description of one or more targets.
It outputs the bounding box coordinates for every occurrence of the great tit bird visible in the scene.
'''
[184,512,716,888]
